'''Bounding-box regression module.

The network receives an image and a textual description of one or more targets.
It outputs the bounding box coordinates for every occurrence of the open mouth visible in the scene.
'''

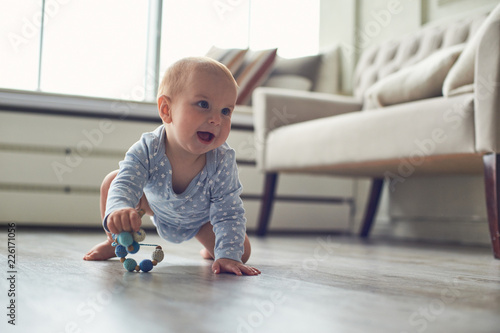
[197,131,215,144]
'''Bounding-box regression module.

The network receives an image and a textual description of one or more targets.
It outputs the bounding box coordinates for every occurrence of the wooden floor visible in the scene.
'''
[1,230,500,333]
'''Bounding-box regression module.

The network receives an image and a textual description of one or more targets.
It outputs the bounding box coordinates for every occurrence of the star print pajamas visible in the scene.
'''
[104,125,247,262]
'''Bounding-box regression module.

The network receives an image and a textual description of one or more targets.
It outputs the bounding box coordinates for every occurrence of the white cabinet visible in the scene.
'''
[0,108,355,233]
[0,110,155,226]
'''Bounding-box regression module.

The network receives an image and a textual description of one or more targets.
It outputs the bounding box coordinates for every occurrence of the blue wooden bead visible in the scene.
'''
[140,259,154,272]
[123,258,137,272]
[127,241,140,254]
[117,232,133,247]
[115,245,128,258]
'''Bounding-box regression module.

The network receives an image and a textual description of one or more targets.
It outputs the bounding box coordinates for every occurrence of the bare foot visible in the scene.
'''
[83,240,116,261]
[200,248,214,260]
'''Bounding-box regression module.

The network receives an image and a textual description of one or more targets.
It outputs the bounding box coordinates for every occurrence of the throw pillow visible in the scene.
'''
[364,43,465,109]
[235,48,277,105]
[205,46,248,75]
[266,54,321,86]
[442,3,500,97]
[261,53,322,92]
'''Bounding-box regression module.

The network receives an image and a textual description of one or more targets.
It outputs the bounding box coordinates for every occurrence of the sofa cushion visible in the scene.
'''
[376,37,420,79]
[364,43,464,109]
[353,41,399,100]
[443,3,500,97]
[398,27,444,69]
[260,53,321,93]
[265,94,475,175]
[353,6,492,101]
[260,48,341,94]
[263,54,321,87]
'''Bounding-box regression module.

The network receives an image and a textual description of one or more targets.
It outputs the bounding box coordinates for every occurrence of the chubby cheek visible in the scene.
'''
[219,122,231,142]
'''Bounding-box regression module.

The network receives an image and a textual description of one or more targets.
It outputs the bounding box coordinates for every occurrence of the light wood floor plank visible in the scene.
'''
[1,231,499,333]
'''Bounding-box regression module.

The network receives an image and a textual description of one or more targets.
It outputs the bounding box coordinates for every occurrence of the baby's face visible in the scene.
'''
[165,69,238,157]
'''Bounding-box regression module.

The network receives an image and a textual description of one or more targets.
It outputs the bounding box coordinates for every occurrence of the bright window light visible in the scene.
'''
[159,0,249,76]
[39,0,149,101]
[0,0,320,101]
[0,1,41,91]
[250,0,319,58]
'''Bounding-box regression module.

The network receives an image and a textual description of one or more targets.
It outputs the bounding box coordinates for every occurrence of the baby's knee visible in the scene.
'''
[242,237,252,263]
[242,252,251,263]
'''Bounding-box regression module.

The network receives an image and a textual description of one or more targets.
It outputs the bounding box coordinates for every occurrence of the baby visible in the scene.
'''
[84,57,260,276]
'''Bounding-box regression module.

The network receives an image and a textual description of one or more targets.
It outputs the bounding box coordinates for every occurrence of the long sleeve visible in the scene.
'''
[103,134,152,231]
[209,148,247,262]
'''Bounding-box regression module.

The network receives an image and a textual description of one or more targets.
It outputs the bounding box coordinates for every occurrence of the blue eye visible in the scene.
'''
[221,108,231,116]
[197,100,209,109]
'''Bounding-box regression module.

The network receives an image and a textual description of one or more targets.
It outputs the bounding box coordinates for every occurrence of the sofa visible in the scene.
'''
[252,4,500,259]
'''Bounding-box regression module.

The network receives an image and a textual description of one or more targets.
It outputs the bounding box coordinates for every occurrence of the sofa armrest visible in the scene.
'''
[252,87,362,170]
[475,18,500,152]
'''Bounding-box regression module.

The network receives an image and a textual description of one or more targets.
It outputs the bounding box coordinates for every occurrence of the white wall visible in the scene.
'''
[319,0,356,93]
[422,0,499,23]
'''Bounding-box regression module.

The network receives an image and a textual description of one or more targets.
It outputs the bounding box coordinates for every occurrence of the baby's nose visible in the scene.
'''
[209,112,221,125]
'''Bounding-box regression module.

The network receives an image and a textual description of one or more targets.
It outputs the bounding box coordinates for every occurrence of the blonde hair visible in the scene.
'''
[157,56,237,100]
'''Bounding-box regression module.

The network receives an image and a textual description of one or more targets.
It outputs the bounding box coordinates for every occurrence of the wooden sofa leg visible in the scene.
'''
[359,178,384,238]
[483,153,500,259]
[256,173,279,236]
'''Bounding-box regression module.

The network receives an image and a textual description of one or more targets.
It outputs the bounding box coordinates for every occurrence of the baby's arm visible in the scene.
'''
[209,148,259,275]
[104,134,153,234]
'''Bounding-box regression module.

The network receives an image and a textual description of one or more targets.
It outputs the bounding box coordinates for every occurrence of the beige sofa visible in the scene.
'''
[253,4,500,259]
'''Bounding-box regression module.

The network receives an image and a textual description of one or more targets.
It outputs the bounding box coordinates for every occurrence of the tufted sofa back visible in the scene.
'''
[352,9,491,101]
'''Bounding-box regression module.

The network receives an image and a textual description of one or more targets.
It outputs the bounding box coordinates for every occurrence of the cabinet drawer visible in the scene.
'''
[0,191,101,225]
[238,166,355,197]
[243,200,351,232]
[0,151,121,187]
[278,173,354,197]
[0,111,157,151]
[227,130,256,162]
[0,191,154,226]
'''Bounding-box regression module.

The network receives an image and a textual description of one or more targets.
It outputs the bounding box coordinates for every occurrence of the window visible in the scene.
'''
[0,1,41,91]
[0,0,320,102]
[249,0,320,58]
[159,0,249,71]
[40,0,149,101]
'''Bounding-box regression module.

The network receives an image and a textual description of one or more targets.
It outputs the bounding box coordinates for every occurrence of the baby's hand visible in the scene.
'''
[107,208,142,235]
[212,258,261,276]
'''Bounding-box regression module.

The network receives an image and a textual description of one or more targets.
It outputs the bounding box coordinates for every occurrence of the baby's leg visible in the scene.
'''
[83,170,153,261]
[83,170,119,261]
[195,222,252,263]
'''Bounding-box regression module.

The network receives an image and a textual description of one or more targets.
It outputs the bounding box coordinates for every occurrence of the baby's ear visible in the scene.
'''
[158,95,172,123]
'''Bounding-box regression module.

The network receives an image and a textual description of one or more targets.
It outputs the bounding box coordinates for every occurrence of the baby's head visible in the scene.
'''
[157,57,238,155]
[157,57,237,103]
